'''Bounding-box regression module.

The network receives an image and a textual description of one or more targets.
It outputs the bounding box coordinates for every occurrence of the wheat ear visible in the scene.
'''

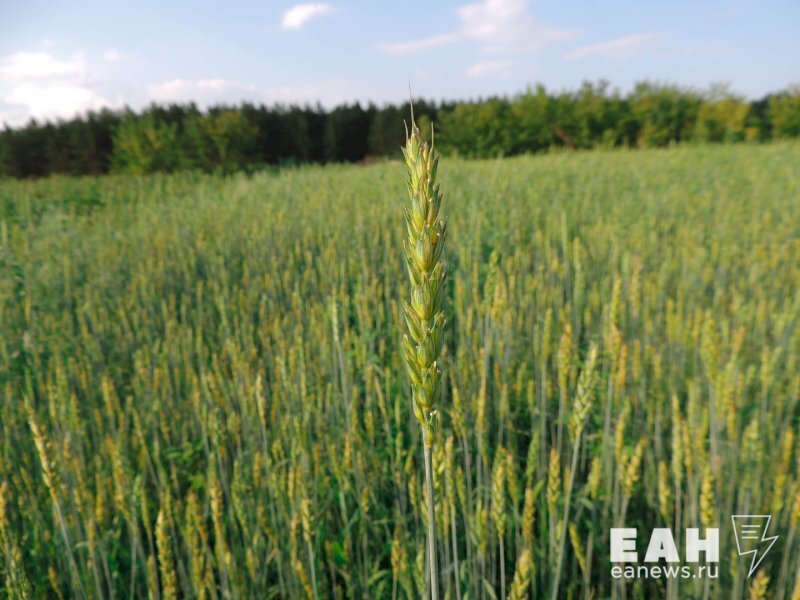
[402,115,447,600]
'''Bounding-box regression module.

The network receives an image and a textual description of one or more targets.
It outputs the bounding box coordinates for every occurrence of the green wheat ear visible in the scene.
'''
[401,117,447,448]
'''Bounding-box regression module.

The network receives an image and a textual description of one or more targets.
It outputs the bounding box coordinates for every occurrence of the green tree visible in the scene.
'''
[368,104,404,156]
[112,113,188,174]
[0,133,9,177]
[694,85,750,142]
[511,84,554,153]
[768,86,800,138]
[440,98,514,158]
[186,109,258,173]
[630,82,701,147]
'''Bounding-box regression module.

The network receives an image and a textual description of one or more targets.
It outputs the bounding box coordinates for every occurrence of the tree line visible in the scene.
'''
[1,80,799,177]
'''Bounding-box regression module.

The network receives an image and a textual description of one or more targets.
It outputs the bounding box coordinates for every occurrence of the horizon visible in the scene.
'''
[2,0,799,128]
[3,78,796,130]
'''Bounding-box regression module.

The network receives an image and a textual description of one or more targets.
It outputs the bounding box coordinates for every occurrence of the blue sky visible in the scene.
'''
[1,0,798,126]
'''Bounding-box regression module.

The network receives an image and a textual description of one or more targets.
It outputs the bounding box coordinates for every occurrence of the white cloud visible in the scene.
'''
[0,51,86,79]
[0,51,114,126]
[103,49,122,62]
[262,80,371,106]
[377,0,576,55]
[4,82,108,122]
[147,77,381,110]
[459,0,574,52]
[563,33,657,61]
[466,60,512,77]
[376,33,460,55]
[281,4,335,30]
[148,78,258,102]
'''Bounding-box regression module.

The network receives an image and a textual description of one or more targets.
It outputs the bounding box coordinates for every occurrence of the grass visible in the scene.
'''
[0,142,799,599]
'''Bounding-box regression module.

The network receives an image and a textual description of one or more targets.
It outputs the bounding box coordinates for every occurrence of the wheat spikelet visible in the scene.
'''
[0,481,32,599]
[658,461,672,523]
[48,566,62,599]
[701,311,719,382]
[455,462,468,518]
[522,487,537,548]
[608,275,622,337]
[773,431,796,514]
[791,483,800,530]
[671,396,684,491]
[93,471,107,530]
[568,523,587,575]
[783,429,795,469]
[526,378,535,425]
[185,490,207,599]
[622,439,646,497]
[245,547,258,583]
[107,437,132,523]
[615,407,629,465]
[402,115,446,600]
[759,347,774,397]
[156,509,177,600]
[391,521,408,594]
[450,381,465,439]
[681,415,694,476]
[506,550,532,600]
[294,558,313,599]
[300,497,313,547]
[492,446,509,596]
[473,500,488,556]
[615,342,628,392]
[0,481,8,537]
[791,561,800,600]
[434,439,446,513]
[587,457,602,499]
[568,344,599,441]
[210,475,232,586]
[444,436,456,512]
[541,308,553,362]
[508,550,532,600]
[506,451,520,514]
[700,466,715,527]
[408,470,421,519]
[4,543,32,599]
[28,408,85,597]
[631,339,642,386]
[414,548,426,597]
[748,569,769,600]
[722,373,737,437]
[547,448,561,517]
[492,448,507,538]
[525,432,539,488]
[401,120,447,446]
[28,411,59,503]
[146,554,159,598]
[557,324,573,398]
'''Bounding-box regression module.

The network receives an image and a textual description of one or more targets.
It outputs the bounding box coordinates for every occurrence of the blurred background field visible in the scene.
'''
[1,141,799,598]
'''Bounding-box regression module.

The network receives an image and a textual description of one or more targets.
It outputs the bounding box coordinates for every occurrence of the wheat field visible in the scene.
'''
[1,142,799,599]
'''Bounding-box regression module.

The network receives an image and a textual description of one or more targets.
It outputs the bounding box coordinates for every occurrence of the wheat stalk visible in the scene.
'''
[402,112,447,600]
[551,344,598,600]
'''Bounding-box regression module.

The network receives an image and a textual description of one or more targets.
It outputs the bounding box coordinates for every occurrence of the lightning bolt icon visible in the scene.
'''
[732,515,779,578]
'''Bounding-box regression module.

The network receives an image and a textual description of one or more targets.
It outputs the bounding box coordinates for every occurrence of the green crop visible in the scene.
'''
[0,142,799,599]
